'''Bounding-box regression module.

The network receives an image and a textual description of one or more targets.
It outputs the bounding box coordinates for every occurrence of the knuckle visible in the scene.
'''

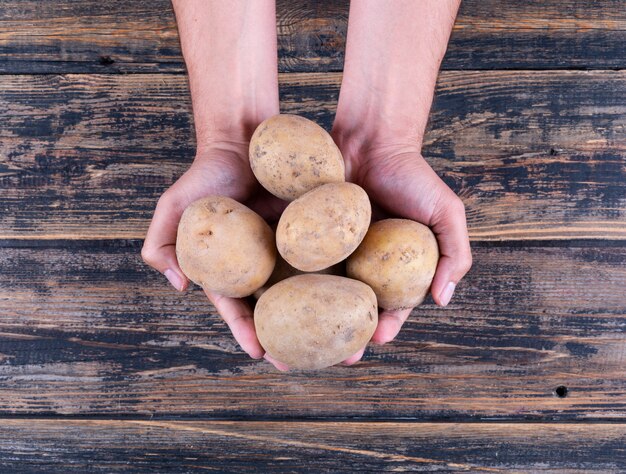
[158,188,187,215]
[450,196,467,217]
[459,250,473,274]
[140,244,158,266]
[156,189,174,209]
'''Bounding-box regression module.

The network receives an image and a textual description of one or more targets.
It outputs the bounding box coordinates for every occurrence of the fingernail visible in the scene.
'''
[164,269,184,291]
[439,281,456,307]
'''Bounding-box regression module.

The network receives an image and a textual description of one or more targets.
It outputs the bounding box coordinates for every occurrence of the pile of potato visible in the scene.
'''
[176,114,439,370]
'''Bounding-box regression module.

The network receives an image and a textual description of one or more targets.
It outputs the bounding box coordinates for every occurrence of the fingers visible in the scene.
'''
[429,195,473,307]
[205,289,291,371]
[340,345,367,365]
[370,308,412,345]
[141,189,189,292]
[263,352,290,372]
[343,308,414,359]
[204,289,266,360]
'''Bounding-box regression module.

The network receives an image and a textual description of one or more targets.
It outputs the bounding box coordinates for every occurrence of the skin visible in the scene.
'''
[332,0,472,364]
[142,0,472,371]
[141,0,288,370]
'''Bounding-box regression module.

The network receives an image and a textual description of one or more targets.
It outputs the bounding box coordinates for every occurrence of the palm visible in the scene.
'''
[171,148,255,209]
[177,151,286,223]
[349,149,452,226]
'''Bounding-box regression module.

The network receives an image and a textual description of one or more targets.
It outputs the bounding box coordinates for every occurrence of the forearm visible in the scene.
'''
[172,0,279,149]
[333,0,460,150]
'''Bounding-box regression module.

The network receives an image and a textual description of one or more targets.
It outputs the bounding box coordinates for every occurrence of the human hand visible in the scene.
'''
[334,137,472,364]
[141,142,290,371]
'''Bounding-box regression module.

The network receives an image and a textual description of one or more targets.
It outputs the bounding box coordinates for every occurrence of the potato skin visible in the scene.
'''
[249,114,345,201]
[176,196,276,298]
[347,219,439,310]
[276,182,372,272]
[254,274,378,370]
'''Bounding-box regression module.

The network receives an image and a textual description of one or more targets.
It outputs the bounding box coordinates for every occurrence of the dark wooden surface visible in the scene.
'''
[1,0,624,73]
[1,420,625,472]
[0,0,625,471]
[1,71,624,240]
[1,241,625,419]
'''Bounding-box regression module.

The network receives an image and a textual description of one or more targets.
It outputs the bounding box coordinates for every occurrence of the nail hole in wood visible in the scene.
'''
[98,55,115,66]
[555,385,568,398]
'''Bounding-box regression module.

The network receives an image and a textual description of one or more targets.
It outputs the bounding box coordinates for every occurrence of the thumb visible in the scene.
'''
[141,189,189,292]
[429,195,472,306]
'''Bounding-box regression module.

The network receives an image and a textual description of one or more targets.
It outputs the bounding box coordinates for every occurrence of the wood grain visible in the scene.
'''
[0,419,624,472]
[1,1,623,469]
[1,71,624,240]
[0,0,624,73]
[0,242,624,419]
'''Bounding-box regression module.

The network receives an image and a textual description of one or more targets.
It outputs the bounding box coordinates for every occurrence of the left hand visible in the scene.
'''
[141,144,289,371]
[335,137,473,365]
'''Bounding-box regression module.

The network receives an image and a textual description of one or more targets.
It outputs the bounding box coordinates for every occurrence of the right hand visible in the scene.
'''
[141,142,289,371]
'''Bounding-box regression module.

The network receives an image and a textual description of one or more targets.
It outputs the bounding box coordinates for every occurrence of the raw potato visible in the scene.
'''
[347,218,439,310]
[254,274,378,370]
[252,253,344,300]
[249,114,345,201]
[276,182,372,272]
[176,196,276,298]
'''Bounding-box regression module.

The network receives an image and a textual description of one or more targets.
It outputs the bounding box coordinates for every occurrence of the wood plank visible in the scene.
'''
[279,0,626,72]
[1,71,624,240]
[0,242,624,419]
[0,0,624,74]
[0,419,624,472]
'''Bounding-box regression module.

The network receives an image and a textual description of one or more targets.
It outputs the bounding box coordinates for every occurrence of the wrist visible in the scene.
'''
[332,104,424,167]
[194,138,250,161]
[332,125,424,185]
[332,81,428,158]
[194,102,278,153]
[186,45,279,150]
[174,0,279,154]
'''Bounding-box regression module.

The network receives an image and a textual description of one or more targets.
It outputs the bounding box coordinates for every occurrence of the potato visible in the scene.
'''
[176,196,276,298]
[347,219,439,310]
[254,274,378,370]
[276,182,371,272]
[252,252,344,300]
[249,114,345,201]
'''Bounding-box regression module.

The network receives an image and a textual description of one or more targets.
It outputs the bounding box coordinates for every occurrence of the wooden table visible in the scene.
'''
[1,0,625,471]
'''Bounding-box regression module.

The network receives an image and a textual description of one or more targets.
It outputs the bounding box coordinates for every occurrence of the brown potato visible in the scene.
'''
[347,218,439,310]
[249,114,345,201]
[176,196,276,298]
[276,182,371,272]
[254,274,378,370]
